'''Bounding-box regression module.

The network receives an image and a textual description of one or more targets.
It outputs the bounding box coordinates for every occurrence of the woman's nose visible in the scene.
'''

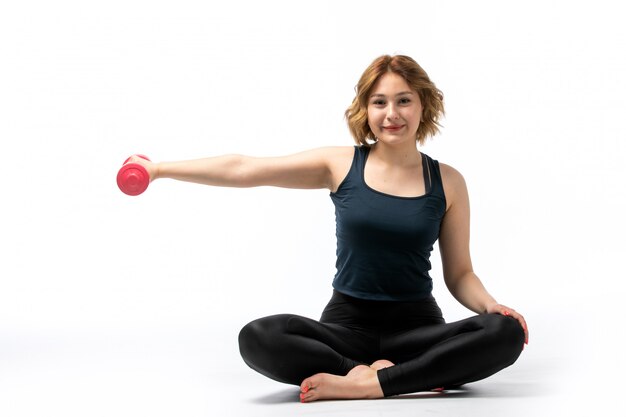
[386,104,399,120]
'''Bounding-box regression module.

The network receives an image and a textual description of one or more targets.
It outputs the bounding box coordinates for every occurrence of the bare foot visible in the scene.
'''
[299,365,385,403]
[370,359,395,370]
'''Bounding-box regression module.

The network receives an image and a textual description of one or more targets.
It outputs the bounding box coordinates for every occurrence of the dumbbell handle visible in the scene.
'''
[117,155,151,196]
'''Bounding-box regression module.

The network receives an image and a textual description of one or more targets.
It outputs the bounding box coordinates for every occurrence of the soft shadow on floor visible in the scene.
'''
[251,381,542,405]
[397,382,545,400]
[251,388,301,404]
[393,388,473,400]
[250,387,473,404]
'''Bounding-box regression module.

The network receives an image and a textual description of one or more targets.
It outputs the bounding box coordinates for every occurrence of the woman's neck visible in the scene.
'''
[369,141,421,168]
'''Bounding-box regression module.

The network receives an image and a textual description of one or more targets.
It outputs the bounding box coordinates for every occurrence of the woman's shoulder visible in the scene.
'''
[318,146,356,192]
[436,161,469,210]
[316,145,356,165]
[437,161,464,184]
[321,145,357,155]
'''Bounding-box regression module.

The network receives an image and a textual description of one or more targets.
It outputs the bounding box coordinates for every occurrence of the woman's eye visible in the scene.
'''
[399,98,411,104]
[372,100,385,106]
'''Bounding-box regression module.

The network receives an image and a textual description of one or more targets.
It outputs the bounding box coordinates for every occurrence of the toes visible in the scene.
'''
[300,374,326,403]
[300,390,317,403]
[300,378,314,393]
[300,376,319,403]
[299,382,317,403]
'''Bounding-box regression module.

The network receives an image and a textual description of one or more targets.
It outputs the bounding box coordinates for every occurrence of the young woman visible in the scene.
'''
[127,55,528,403]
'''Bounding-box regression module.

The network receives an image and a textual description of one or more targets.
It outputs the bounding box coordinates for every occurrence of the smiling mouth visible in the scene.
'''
[383,125,404,131]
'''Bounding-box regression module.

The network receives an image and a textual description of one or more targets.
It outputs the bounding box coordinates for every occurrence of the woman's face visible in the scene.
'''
[367,72,422,146]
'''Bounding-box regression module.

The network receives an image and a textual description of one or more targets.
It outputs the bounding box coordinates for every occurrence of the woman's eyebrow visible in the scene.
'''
[370,91,414,98]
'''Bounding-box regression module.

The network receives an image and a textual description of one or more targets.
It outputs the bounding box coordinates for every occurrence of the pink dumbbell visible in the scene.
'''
[117,155,151,196]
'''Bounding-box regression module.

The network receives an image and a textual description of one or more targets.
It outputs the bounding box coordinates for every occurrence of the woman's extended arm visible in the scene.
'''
[126,146,354,191]
[438,163,529,344]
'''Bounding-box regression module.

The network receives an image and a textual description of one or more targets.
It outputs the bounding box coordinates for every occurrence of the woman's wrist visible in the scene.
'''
[152,161,163,181]
[482,300,500,314]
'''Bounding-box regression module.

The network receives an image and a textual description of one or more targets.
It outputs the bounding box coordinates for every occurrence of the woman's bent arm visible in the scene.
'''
[439,163,528,343]
[438,165,497,314]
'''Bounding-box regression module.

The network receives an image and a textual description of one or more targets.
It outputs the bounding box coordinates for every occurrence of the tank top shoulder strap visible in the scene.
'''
[333,146,366,194]
[349,145,368,181]
[354,145,368,169]
[422,152,446,201]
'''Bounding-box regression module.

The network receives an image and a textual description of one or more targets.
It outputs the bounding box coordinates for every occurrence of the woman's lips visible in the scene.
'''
[383,125,404,131]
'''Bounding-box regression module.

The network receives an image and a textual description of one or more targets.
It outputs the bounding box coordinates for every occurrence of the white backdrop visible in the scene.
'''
[1,1,624,416]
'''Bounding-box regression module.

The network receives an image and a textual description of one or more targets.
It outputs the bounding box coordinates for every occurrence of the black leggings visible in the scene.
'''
[238,290,525,397]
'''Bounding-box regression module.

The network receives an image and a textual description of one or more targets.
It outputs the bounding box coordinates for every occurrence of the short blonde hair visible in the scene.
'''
[345,55,445,146]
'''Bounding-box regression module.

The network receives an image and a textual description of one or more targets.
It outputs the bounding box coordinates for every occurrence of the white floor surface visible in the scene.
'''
[1,313,619,417]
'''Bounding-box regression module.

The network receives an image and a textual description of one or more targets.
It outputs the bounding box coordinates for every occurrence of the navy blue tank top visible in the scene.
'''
[330,146,447,301]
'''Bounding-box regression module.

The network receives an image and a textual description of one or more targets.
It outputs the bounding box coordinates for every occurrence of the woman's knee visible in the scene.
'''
[239,314,323,385]
[482,313,525,354]
[238,314,290,363]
